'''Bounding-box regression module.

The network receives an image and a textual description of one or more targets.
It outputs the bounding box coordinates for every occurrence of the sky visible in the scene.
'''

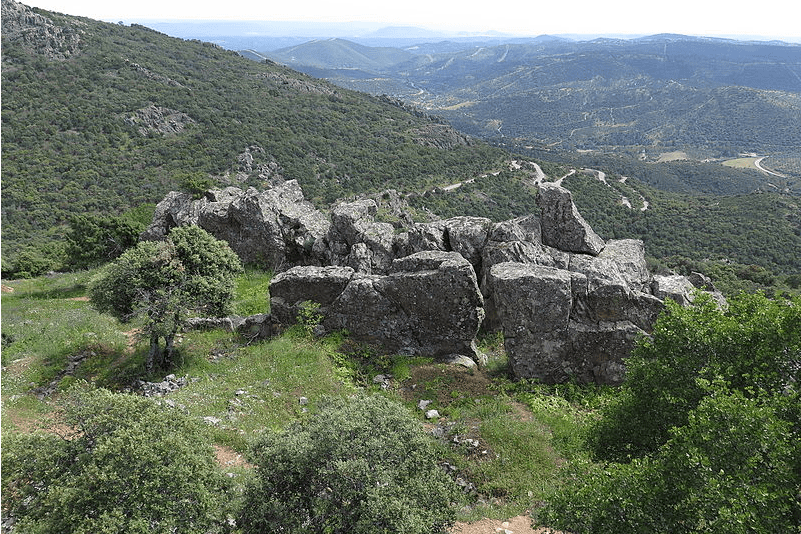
[23,0,801,42]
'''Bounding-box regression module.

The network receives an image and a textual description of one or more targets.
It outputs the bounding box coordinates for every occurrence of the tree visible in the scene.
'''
[239,394,461,534]
[65,213,145,269]
[1,386,231,534]
[89,225,242,370]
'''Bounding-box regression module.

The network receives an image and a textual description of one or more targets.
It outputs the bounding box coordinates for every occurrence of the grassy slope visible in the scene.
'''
[1,270,607,524]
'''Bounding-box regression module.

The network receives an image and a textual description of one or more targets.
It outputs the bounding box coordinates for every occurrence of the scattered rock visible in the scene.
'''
[135,374,189,397]
[123,104,195,136]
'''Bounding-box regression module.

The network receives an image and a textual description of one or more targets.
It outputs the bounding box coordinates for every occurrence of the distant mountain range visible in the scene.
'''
[259,34,801,157]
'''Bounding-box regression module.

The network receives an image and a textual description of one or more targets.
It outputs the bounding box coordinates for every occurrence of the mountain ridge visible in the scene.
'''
[261,34,801,158]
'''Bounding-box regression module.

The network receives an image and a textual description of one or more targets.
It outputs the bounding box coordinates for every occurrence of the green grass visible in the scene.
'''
[166,334,347,451]
[1,269,609,524]
[231,267,272,316]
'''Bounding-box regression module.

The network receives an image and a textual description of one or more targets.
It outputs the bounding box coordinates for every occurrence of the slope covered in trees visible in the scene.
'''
[0,0,505,273]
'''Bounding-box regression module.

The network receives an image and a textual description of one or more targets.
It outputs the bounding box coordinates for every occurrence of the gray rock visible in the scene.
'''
[317,199,396,274]
[488,261,647,385]
[402,216,494,272]
[270,265,355,325]
[142,181,330,269]
[269,251,485,364]
[651,274,696,306]
[537,182,605,255]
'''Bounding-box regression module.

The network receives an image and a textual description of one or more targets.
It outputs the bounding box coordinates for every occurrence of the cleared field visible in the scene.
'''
[656,151,689,162]
[722,157,759,169]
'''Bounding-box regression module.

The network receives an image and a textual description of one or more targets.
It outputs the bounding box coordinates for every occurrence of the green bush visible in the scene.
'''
[65,213,145,269]
[589,292,801,462]
[1,386,231,534]
[239,393,461,534]
[538,292,801,533]
[538,381,801,533]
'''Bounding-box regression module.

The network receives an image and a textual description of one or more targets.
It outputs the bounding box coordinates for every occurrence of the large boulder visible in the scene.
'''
[269,251,485,364]
[537,182,605,255]
[313,199,397,274]
[141,181,330,268]
[487,261,644,385]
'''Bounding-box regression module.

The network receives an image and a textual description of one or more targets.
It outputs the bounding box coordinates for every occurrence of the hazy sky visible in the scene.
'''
[23,0,801,41]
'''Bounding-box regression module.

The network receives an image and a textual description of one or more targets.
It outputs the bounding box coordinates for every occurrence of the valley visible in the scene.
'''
[2,2,800,533]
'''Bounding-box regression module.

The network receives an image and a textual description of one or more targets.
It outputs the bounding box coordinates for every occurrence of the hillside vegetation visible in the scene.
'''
[3,268,799,532]
[0,0,505,273]
[2,1,799,294]
[267,35,801,158]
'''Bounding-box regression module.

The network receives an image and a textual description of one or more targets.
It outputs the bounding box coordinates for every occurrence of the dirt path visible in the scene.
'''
[452,516,555,534]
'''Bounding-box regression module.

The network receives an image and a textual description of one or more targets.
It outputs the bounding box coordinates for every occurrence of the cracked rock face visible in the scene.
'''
[1,0,83,60]
[141,180,330,268]
[270,251,485,364]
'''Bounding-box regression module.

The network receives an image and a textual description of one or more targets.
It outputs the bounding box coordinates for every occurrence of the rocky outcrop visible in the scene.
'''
[1,0,83,60]
[146,179,710,383]
[141,180,330,268]
[270,251,485,363]
[487,248,665,385]
[123,104,196,136]
[537,182,605,255]
[314,199,397,274]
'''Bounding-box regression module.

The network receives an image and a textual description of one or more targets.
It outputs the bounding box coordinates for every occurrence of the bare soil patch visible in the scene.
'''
[452,515,557,534]
[214,445,253,469]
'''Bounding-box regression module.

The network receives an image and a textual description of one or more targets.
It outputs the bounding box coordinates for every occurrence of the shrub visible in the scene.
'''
[538,381,801,533]
[538,292,801,533]
[1,386,231,534]
[239,394,460,534]
[65,213,145,269]
[589,292,801,462]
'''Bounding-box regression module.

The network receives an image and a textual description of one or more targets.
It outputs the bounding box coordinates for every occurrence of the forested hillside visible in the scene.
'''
[0,0,505,273]
[267,35,801,158]
[2,0,799,294]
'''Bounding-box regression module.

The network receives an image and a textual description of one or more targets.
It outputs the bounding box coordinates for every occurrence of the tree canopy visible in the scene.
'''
[89,225,242,370]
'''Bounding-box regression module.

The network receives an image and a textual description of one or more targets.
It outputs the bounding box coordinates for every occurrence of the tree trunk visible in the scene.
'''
[164,331,176,368]
[147,331,161,372]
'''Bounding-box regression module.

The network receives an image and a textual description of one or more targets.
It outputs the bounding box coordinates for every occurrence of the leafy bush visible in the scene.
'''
[589,292,801,462]
[239,393,461,534]
[538,292,801,533]
[1,386,231,534]
[538,380,801,533]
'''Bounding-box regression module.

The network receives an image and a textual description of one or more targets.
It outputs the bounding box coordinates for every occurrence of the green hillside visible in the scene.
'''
[0,1,505,272]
